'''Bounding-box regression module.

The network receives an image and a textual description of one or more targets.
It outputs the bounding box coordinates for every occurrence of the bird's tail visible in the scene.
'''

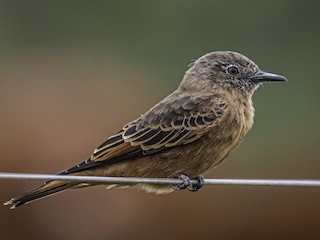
[4,180,77,209]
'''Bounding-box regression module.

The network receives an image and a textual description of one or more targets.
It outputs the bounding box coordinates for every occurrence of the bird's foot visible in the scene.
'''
[172,174,191,190]
[172,174,204,192]
[188,176,204,192]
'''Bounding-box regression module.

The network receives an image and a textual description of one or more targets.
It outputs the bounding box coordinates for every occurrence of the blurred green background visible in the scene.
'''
[1,1,320,239]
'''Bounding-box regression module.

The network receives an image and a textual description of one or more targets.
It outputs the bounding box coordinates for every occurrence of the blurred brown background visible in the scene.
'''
[1,1,320,239]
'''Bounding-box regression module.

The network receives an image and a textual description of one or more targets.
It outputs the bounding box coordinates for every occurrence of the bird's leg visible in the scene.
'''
[188,176,204,192]
[172,174,205,191]
[172,174,191,191]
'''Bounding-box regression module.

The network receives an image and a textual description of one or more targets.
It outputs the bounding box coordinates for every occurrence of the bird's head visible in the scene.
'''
[180,51,287,96]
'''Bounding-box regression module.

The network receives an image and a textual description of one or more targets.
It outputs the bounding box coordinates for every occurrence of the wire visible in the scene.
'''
[1,172,320,187]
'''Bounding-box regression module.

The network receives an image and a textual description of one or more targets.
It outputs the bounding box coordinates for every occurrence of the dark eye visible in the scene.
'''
[226,66,239,75]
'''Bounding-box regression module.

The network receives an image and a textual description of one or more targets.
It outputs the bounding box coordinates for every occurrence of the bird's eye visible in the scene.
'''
[226,66,239,75]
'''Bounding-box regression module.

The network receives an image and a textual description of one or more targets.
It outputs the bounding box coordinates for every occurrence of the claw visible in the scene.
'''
[172,174,191,191]
[188,176,204,192]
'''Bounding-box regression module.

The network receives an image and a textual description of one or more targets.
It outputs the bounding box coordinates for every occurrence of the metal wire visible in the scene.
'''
[1,172,320,187]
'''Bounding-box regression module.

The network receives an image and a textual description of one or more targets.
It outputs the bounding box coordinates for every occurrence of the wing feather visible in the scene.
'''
[59,95,227,175]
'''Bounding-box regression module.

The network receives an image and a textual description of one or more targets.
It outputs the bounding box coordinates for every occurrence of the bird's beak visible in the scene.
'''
[250,71,287,83]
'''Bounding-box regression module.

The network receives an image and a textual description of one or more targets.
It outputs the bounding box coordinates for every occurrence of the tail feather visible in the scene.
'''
[4,181,76,209]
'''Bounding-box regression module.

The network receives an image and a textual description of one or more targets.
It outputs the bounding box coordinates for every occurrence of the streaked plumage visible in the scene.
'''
[4,51,287,209]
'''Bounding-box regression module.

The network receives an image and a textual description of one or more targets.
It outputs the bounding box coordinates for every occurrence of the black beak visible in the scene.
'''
[250,71,287,83]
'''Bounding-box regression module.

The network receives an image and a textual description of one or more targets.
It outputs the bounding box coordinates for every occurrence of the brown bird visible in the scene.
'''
[4,51,286,209]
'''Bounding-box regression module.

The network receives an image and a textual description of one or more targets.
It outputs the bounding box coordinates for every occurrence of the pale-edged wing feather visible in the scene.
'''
[59,95,227,175]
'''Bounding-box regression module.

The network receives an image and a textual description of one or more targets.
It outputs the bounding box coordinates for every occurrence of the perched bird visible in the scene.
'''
[4,51,287,209]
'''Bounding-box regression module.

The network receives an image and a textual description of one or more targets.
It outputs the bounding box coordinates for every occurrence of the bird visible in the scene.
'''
[4,51,287,209]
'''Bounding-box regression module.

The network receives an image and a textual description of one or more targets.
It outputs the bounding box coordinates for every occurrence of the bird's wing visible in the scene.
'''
[61,94,227,175]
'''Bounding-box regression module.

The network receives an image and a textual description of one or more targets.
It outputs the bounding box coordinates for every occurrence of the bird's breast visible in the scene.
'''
[198,96,255,170]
